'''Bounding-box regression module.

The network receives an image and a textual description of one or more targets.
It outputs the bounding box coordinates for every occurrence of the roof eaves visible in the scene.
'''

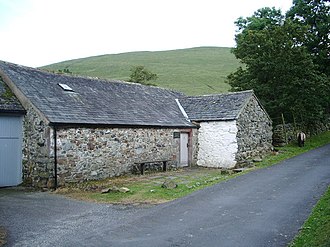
[189,117,237,122]
[0,109,26,115]
[49,121,196,129]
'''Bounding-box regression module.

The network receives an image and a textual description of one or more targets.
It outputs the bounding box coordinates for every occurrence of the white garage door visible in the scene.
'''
[0,116,23,187]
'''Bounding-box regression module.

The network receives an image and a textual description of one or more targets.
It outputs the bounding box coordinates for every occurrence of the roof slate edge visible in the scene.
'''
[236,91,254,119]
[50,122,196,129]
[0,109,26,115]
[182,89,254,99]
[236,91,272,122]
[188,117,237,122]
[175,99,190,122]
[0,67,51,124]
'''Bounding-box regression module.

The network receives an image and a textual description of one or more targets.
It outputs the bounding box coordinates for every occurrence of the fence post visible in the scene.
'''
[281,113,288,144]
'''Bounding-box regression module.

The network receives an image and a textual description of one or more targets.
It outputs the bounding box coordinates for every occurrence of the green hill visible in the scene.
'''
[42,47,240,95]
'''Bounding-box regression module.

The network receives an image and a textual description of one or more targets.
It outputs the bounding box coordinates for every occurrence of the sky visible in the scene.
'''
[0,0,293,67]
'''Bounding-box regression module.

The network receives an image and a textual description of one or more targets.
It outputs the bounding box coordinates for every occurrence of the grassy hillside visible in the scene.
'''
[42,47,240,95]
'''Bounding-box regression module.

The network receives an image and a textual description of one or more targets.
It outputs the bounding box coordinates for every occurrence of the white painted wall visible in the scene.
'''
[197,121,238,168]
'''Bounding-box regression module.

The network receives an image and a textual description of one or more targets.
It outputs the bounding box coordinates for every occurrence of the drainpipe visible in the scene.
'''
[53,127,58,189]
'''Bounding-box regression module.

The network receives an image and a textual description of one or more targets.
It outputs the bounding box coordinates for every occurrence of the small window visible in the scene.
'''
[58,83,73,91]
[173,132,180,138]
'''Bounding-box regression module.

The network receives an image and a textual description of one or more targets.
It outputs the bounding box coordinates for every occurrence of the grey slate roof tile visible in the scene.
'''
[179,90,254,121]
[0,61,193,127]
[0,76,25,114]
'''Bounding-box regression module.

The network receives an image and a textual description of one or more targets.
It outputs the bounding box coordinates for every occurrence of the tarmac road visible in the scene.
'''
[1,144,329,247]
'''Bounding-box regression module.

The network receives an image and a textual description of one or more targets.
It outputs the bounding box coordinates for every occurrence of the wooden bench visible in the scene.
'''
[134,160,171,175]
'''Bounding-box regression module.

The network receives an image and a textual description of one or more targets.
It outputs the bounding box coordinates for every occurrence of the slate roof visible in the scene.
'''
[179,90,254,121]
[0,76,25,114]
[0,61,193,127]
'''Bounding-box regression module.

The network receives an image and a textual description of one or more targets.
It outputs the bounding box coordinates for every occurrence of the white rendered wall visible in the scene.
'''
[197,121,238,168]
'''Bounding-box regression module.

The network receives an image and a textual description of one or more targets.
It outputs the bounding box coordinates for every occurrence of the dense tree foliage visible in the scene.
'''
[287,0,330,76]
[129,65,158,85]
[228,1,330,125]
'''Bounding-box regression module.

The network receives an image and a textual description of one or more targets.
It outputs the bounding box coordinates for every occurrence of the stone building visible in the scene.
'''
[179,91,273,168]
[0,61,273,188]
[0,61,196,188]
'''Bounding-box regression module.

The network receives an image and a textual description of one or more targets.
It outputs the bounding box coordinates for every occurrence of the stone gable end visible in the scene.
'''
[235,96,273,163]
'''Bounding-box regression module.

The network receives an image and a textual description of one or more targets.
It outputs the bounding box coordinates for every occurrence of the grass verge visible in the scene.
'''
[56,131,330,205]
[0,227,7,247]
[289,186,330,247]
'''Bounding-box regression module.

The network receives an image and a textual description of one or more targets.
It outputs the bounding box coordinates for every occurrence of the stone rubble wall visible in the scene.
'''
[273,116,330,146]
[235,96,273,164]
[196,121,238,168]
[55,127,196,186]
[22,106,54,188]
[22,104,197,187]
[191,128,199,164]
[272,123,305,146]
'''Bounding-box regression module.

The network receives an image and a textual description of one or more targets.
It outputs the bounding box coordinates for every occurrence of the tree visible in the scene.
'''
[287,0,330,76]
[57,68,72,74]
[227,7,330,125]
[128,65,158,86]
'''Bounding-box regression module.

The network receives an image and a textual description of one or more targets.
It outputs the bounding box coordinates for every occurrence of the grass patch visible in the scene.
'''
[57,168,239,204]
[56,131,330,205]
[259,131,330,168]
[0,227,7,247]
[289,186,330,247]
[89,170,242,204]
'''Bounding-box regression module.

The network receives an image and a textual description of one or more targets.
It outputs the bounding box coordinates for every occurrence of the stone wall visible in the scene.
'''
[191,128,199,164]
[22,106,54,188]
[272,123,304,146]
[273,118,330,146]
[22,105,197,187]
[236,96,273,164]
[55,127,196,185]
[196,121,238,168]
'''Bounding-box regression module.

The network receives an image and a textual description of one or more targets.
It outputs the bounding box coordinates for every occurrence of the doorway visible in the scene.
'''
[179,132,189,166]
[0,116,23,187]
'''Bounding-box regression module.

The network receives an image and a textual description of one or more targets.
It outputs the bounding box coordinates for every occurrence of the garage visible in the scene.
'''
[0,77,25,187]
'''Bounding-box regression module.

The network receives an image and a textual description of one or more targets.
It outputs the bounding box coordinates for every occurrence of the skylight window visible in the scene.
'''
[58,83,74,92]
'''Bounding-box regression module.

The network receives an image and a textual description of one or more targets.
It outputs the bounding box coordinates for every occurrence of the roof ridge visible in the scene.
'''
[183,90,254,98]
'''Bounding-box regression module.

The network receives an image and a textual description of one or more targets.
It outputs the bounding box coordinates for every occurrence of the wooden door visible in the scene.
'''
[179,132,189,166]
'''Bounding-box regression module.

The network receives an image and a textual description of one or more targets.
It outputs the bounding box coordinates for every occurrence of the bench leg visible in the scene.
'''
[162,161,167,172]
[140,163,146,175]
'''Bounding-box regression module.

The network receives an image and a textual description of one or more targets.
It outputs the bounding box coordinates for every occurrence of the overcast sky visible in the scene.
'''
[0,0,293,67]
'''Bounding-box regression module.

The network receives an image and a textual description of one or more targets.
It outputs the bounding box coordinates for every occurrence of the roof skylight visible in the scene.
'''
[58,83,74,92]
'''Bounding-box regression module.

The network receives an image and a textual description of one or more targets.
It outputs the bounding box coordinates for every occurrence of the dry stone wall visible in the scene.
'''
[235,96,273,164]
[273,118,330,146]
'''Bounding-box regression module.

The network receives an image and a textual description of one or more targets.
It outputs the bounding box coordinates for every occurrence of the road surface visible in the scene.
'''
[1,144,329,246]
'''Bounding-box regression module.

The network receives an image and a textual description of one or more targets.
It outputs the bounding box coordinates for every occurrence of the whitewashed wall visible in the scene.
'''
[197,121,238,168]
